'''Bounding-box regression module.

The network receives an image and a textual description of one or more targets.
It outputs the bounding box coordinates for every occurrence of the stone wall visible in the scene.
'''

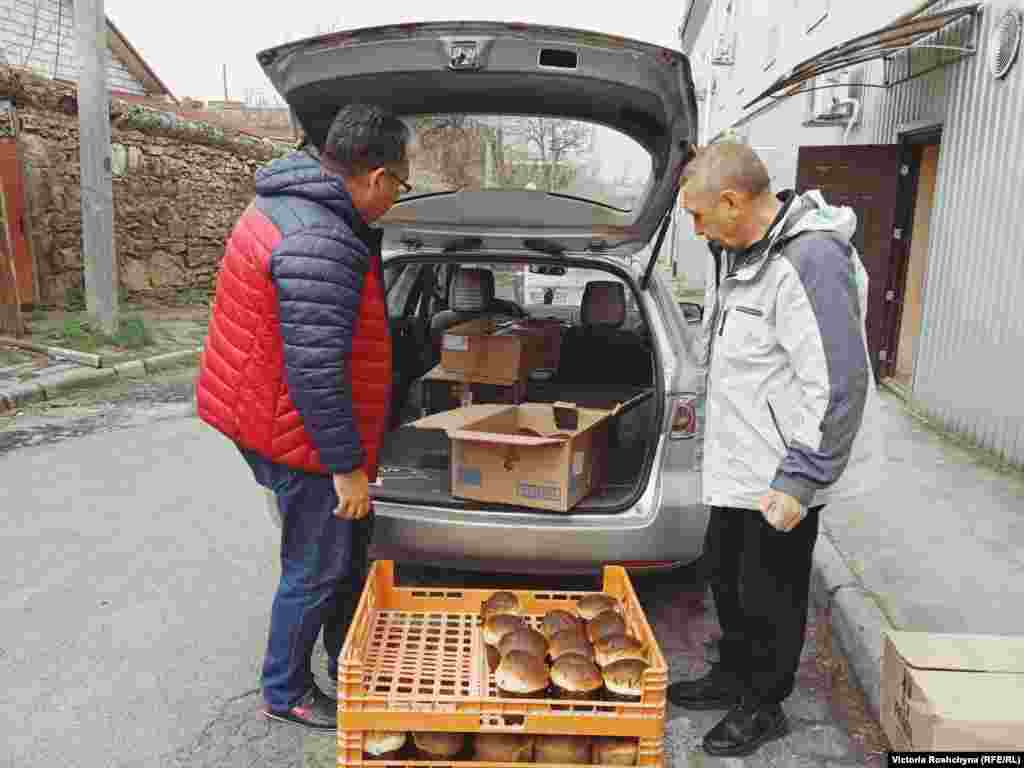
[0,66,291,306]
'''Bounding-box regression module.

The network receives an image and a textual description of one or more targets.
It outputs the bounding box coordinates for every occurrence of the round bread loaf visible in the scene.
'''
[550,653,604,699]
[483,613,527,646]
[495,650,550,698]
[576,593,620,621]
[540,609,582,640]
[602,658,648,701]
[364,731,407,758]
[498,627,548,660]
[548,628,595,662]
[413,731,465,759]
[473,733,534,762]
[482,591,521,620]
[592,737,639,766]
[587,609,627,644]
[594,634,646,668]
[534,735,592,764]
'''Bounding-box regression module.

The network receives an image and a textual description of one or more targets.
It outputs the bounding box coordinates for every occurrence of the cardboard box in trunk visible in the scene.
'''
[881,630,1024,750]
[440,318,547,385]
[411,402,617,512]
[418,364,527,413]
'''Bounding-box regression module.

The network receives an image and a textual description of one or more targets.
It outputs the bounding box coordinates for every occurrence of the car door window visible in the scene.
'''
[386,264,423,319]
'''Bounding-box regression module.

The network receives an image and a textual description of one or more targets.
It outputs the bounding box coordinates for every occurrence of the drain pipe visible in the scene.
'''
[836,97,862,144]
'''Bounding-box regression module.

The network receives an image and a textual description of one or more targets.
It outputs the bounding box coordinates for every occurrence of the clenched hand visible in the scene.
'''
[333,469,371,520]
[759,489,806,532]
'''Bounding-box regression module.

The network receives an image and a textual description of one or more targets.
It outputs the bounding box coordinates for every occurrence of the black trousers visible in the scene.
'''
[704,504,822,707]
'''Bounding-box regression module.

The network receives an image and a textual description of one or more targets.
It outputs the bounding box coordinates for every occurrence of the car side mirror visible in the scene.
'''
[680,302,703,324]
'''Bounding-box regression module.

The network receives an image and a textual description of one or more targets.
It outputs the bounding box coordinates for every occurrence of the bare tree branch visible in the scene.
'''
[504,117,592,190]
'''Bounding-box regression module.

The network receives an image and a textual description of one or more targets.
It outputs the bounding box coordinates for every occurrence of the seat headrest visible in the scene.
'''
[581,281,626,328]
[449,268,495,312]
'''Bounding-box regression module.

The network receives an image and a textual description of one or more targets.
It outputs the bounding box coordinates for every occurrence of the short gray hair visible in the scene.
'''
[683,141,771,199]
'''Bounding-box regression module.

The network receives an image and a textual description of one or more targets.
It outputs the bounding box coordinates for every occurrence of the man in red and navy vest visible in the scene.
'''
[196,104,409,731]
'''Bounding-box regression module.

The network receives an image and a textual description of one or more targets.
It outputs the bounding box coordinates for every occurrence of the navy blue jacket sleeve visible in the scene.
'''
[271,224,369,474]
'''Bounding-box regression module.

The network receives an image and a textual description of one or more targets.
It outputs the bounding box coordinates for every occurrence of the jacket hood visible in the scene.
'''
[255,150,369,236]
[775,189,858,246]
[731,190,858,283]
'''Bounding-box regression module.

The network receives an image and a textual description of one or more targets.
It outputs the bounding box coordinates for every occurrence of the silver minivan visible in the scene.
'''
[259,22,708,574]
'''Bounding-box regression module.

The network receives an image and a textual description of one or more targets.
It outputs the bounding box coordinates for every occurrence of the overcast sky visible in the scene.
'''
[103,1,684,102]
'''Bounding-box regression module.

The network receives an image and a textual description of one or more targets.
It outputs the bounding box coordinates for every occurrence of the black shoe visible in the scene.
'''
[317,675,338,702]
[702,702,789,757]
[667,666,740,710]
[263,688,336,732]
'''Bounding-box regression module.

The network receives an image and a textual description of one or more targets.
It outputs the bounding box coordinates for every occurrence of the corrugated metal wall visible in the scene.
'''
[862,0,1024,465]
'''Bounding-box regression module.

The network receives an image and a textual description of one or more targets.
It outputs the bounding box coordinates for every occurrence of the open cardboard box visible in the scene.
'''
[881,630,1024,750]
[411,400,633,512]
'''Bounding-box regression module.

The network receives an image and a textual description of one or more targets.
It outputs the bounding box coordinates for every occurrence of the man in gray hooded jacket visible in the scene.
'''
[670,142,884,757]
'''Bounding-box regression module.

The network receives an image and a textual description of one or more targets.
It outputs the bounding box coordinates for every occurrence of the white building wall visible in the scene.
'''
[689,0,926,137]
[680,0,1024,465]
[0,0,146,94]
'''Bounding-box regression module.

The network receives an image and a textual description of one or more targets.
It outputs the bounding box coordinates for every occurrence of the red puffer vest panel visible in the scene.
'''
[196,153,392,480]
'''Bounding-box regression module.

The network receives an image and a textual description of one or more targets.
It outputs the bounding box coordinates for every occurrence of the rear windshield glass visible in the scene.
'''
[386,261,642,330]
[406,114,653,211]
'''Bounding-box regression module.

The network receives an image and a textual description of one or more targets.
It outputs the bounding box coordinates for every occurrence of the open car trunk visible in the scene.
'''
[371,258,661,514]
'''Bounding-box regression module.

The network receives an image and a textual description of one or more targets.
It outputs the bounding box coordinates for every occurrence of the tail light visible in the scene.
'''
[669,394,701,440]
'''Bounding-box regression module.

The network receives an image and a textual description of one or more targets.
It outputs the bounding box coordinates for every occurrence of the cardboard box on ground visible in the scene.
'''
[411,401,639,512]
[881,631,1024,750]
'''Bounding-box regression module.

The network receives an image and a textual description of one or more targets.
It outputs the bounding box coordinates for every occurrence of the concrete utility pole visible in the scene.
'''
[76,0,117,335]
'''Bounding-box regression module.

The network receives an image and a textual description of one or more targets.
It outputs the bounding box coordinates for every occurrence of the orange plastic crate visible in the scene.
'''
[335,561,667,767]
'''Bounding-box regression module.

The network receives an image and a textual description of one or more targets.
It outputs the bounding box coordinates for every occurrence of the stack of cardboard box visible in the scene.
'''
[419,318,562,412]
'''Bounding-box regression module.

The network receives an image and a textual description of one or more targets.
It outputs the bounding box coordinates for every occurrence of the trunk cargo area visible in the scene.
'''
[374,385,656,513]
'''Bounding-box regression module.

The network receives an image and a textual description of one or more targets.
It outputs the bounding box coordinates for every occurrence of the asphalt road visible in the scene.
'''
[1,371,884,767]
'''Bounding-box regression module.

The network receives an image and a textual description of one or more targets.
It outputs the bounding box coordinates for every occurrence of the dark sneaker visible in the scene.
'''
[317,677,338,702]
[263,689,336,731]
[668,665,741,710]
[703,701,789,757]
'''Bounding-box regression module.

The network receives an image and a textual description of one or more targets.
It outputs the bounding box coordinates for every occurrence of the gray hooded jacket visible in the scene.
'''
[699,190,886,510]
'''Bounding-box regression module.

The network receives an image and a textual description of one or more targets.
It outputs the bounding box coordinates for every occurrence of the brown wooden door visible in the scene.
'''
[0,138,33,308]
[796,145,903,379]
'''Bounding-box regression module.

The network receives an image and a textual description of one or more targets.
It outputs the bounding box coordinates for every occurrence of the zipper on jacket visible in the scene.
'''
[767,399,788,449]
[734,305,763,317]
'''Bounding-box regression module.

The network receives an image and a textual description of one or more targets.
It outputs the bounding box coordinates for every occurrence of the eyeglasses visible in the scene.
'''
[384,168,413,195]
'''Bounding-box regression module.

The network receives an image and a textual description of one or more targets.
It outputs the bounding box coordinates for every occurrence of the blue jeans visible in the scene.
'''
[240,448,374,711]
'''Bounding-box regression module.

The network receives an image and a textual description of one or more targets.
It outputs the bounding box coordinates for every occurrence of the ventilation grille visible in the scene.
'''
[990,9,1022,80]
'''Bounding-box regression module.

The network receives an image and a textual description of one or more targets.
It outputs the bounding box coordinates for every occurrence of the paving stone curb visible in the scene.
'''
[0,348,201,412]
[810,529,891,721]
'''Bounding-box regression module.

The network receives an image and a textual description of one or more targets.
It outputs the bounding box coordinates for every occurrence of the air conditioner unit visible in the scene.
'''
[711,32,735,66]
[811,70,853,120]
